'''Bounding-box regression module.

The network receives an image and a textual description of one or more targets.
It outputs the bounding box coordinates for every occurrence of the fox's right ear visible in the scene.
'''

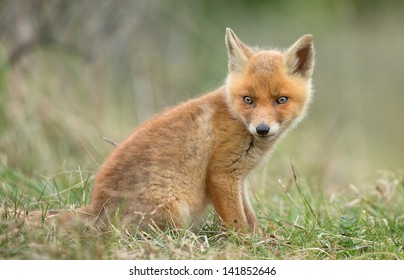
[285,35,315,79]
[225,28,253,73]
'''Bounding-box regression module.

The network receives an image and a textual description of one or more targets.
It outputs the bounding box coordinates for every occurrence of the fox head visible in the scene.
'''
[224,28,315,140]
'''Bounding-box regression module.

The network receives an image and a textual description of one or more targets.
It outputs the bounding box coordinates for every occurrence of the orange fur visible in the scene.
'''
[47,28,315,234]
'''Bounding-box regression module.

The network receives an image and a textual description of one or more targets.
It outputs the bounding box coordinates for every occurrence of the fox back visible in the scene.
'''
[54,28,315,234]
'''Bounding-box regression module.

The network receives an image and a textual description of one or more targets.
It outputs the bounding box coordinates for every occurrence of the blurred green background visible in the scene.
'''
[0,0,403,191]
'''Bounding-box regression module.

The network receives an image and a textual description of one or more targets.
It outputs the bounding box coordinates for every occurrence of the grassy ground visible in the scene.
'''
[1,163,402,260]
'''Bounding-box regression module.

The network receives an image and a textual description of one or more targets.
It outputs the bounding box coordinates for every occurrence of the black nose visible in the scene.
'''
[256,123,270,136]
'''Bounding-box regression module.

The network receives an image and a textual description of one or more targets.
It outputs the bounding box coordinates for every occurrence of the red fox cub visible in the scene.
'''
[64,28,315,234]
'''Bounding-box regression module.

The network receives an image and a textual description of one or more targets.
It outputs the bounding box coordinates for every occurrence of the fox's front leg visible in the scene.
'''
[242,186,259,234]
[207,174,249,232]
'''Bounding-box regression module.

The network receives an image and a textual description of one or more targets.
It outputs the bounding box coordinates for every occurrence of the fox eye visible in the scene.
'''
[243,96,253,105]
[276,96,288,104]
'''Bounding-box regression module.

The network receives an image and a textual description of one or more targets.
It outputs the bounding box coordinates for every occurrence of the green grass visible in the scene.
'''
[1,164,402,260]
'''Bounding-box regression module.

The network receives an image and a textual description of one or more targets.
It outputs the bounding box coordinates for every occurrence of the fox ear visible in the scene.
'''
[285,35,315,79]
[225,28,253,73]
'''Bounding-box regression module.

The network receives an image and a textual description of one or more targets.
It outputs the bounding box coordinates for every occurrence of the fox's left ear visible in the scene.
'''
[285,35,315,79]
